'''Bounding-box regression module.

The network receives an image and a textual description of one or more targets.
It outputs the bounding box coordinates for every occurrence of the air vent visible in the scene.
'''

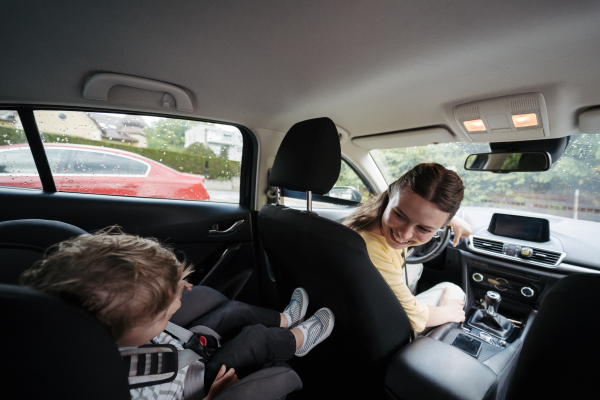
[531,249,561,265]
[469,235,566,268]
[472,237,504,254]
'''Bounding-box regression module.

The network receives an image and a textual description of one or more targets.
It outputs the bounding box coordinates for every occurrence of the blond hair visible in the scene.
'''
[20,227,193,342]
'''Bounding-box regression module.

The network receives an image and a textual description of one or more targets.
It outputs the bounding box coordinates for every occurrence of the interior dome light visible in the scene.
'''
[463,119,486,132]
[512,113,538,128]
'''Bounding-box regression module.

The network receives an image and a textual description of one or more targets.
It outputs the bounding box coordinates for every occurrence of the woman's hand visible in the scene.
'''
[204,365,238,400]
[448,216,472,247]
[438,287,465,323]
[184,282,193,292]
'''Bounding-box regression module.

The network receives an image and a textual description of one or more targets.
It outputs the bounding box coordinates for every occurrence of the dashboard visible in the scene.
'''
[460,206,600,271]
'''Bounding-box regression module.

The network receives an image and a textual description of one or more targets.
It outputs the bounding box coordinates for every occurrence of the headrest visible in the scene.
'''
[0,285,130,400]
[0,219,87,251]
[270,117,341,194]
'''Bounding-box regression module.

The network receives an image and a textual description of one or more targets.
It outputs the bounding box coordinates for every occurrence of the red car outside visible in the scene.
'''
[0,143,210,201]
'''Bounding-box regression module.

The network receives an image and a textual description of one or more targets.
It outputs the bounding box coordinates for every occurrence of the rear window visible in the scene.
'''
[0,111,42,189]
[32,110,243,202]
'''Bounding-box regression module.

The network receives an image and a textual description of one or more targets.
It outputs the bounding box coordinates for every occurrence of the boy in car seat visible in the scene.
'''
[20,229,335,400]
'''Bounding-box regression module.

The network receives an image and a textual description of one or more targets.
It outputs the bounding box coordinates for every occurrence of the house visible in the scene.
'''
[185,125,243,161]
[34,111,103,141]
[88,113,148,148]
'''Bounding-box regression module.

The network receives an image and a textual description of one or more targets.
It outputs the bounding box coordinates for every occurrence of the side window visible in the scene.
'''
[283,159,371,209]
[0,110,43,190]
[33,111,243,203]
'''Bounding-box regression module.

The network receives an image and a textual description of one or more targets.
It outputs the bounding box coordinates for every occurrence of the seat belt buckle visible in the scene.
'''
[183,333,218,363]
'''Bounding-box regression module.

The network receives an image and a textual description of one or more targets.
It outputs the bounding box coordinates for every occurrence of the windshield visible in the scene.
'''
[370,134,600,223]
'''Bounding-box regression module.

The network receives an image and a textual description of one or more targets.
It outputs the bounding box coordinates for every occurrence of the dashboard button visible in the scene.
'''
[472,272,484,282]
[505,245,517,256]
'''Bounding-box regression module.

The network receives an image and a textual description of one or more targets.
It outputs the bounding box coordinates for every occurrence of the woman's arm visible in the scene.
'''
[424,287,465,327]
[448,216,472,247]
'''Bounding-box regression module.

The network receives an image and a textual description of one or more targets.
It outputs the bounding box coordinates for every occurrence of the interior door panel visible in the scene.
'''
[0,187,260,305]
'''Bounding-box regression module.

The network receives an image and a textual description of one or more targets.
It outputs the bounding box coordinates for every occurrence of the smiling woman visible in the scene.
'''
[344,163,467,332]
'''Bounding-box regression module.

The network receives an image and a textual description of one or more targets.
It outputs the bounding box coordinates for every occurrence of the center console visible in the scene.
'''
[385,291,534,400]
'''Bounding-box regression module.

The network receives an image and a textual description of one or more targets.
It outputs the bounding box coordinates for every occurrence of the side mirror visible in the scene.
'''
[464,151,551,173]
[327,186,362,202]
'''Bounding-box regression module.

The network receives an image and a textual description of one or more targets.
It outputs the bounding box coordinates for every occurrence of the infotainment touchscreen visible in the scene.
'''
[488,213,550,242]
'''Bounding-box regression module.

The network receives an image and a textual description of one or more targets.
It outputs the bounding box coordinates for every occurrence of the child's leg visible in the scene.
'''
[189,300,281,339]
[204,325,296,391]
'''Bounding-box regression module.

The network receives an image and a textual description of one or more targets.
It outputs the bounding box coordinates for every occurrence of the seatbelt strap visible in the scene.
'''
[166,321,194,342]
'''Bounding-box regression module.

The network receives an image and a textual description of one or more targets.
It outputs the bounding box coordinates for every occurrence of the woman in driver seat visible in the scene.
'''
[344,163,470,333]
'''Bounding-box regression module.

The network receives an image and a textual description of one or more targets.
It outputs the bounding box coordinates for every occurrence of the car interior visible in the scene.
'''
[2,1,600,399]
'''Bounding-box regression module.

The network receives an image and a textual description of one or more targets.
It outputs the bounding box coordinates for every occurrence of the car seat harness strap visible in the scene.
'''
[119,322,219,389]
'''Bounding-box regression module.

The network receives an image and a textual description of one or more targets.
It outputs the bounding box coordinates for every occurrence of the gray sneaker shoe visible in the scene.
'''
[294,307,335,357]
[282,287,309,328]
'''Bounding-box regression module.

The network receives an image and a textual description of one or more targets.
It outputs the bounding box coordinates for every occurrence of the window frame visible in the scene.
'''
[0,105,257,207]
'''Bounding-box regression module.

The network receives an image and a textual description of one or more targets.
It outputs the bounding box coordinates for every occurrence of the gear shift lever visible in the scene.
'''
[485,291,501,317]
[469,291,513,339]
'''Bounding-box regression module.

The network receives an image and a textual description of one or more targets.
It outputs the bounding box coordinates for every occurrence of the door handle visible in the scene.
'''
[209,219,245,235]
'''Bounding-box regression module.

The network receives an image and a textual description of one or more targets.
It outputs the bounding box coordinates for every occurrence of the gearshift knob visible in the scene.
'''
[485,291,501,316]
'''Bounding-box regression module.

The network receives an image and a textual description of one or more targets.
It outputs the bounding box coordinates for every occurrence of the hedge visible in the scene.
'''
[0,127,240,180]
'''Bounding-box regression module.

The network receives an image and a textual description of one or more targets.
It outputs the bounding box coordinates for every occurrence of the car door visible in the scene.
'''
[0,108,265,307]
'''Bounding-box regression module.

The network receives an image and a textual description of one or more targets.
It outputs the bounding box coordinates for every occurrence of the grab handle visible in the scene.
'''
[83,72,193,112]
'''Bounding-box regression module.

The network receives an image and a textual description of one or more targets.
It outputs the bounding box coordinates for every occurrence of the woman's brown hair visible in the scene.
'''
[343,163,465,232]
[20,227,193,342]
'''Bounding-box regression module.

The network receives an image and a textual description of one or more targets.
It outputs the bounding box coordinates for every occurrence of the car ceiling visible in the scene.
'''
[2,0,600,142]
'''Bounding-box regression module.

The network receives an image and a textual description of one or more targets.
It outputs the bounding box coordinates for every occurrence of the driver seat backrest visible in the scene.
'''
[257,117,412,397]
[0,219,87,284]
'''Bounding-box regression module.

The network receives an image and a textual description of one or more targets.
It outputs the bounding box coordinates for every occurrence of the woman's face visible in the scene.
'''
[380,187,451,250]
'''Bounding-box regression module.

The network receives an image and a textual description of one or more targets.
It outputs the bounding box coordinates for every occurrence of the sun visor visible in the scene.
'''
[352,127,454,150]
[454,93,550,142]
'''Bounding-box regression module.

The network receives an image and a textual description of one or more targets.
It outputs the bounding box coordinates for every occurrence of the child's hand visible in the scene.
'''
[204,365,238,400]
[184,282,193,291]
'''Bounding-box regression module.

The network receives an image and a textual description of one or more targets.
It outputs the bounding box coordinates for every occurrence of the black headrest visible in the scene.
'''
[270,117,341,194]
[0,219,87,252]
[0,284,130,400]
[506,273,600,399]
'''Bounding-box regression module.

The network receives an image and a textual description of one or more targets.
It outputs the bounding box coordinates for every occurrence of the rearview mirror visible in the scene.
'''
[464,151,551,172]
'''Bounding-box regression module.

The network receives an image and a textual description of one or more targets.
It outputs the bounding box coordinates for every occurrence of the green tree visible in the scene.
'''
[185,142,216,158]
[145,118,200,152]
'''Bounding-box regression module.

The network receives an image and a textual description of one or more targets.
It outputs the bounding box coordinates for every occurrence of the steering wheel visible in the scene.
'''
[405,226,452,264]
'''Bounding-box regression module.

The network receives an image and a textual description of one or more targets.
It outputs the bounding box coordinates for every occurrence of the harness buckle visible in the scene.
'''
[183,333,218,363]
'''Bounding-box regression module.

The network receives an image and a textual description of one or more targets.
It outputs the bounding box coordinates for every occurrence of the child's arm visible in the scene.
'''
[204,365,238,400]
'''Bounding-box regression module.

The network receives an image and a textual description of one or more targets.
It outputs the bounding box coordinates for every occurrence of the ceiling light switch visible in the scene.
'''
[486,113,511,130]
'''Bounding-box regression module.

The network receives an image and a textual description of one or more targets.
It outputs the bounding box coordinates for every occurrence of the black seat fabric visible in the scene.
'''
[258,117,412,397]
[0,284,131,400]
[0,219,87,284]
[506,273,600,399]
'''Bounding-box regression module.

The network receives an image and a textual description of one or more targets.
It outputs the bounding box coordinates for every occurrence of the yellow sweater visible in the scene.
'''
[360,230,429,332]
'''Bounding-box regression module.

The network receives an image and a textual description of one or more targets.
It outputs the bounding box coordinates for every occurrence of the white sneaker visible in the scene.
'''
[294,308,335,357]
[282,287,309,328]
